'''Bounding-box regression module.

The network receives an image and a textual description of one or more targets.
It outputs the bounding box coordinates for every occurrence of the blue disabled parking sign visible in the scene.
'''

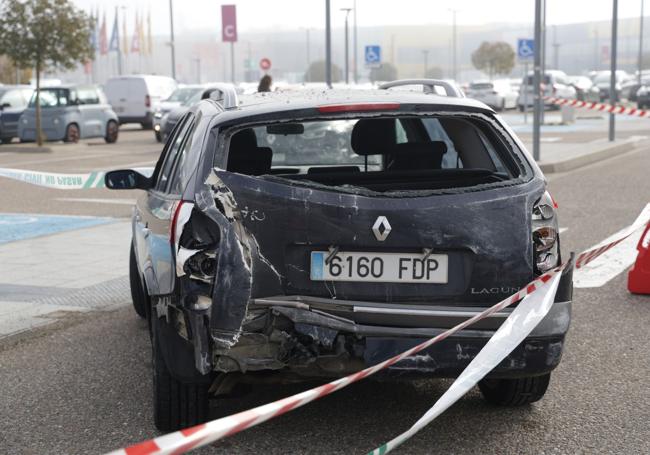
[517,39,535,60]
[365,45,381,67]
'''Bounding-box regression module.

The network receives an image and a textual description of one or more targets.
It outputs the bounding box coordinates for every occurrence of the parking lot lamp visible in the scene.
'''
[341,8,352,84]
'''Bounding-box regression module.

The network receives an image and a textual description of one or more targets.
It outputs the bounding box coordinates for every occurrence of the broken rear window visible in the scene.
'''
[221,115,522,193]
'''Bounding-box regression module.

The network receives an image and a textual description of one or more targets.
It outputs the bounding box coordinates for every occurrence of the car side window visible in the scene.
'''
[77,88,100,105]
[168,118,197,195]
[155,115,193,192]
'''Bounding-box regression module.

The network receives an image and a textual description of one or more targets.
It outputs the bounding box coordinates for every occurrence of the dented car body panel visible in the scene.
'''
[119,88,572,384]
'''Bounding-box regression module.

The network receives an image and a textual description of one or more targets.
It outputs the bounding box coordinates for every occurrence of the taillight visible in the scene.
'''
[145,94,151,108]
[532,191,560,274]
[170,200,193,246]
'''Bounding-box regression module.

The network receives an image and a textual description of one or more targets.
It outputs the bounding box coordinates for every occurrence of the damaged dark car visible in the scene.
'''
[105,80,573,431]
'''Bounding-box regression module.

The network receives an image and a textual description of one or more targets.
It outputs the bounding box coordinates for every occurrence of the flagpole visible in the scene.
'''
[114,6,123,75]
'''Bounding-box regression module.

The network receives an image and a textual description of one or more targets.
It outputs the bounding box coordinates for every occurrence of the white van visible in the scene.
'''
[104,75,177,129]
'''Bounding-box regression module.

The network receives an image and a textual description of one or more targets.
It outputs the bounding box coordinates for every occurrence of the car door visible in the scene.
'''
[77,87,104,137]
[136,113,195,296]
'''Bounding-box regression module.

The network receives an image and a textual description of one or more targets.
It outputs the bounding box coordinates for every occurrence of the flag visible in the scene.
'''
[122,10,129,55]
[108,10,119,52]
[89,10,97,56]
[99,12,108,55]
[139,10,146,55]
[131,12,140,53]
[147,9,153,56]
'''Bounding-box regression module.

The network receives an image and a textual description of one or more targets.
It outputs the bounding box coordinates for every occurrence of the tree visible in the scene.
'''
[0,0,93,145]
[471,41,515,79]
[369,63,398,83]
[305,60,343,83]
[0,56,32,84]
[424,66,444,79]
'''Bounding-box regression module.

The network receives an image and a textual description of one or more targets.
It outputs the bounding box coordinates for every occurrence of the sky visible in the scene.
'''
[73,0,646,36]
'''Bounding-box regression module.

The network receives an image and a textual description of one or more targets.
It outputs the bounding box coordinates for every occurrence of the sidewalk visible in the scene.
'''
[0,220,131,341]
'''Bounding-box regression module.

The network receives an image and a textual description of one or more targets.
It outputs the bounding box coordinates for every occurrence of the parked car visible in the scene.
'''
[567,76,600,102]
[517,70,577,110]
[106,79,573,431]
[0,85,33,144]
[153,85,205,142]
[619,77,650,102]
[158,85,228,143]
[104,75,177,129]
[465,79,517,110]
[635,84,650,109]
[18,85,119,143]
[590,70,630,101]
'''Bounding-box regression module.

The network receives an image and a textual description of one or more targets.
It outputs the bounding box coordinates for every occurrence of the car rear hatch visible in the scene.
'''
[214,170,539,307]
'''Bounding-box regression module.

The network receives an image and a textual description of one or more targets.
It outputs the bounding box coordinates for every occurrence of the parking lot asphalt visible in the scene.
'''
[0,124,649,454]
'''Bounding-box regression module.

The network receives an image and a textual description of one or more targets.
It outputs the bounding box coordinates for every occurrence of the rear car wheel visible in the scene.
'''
[478,373,551,406]
[154,130,162,142]
[1,137,13,144]
[104,120,119,143]
[129,243,148,319]
[153,321,210,432]
[64,123,80,143]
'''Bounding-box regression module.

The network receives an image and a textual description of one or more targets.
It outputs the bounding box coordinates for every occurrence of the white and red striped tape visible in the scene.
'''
[544,96,649,117]
[106,211,650,455]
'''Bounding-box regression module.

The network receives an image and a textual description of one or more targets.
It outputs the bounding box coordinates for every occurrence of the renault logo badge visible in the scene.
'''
[372,216,391,241]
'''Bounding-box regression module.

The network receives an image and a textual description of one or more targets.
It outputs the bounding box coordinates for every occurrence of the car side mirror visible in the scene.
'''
[105,169,151,190]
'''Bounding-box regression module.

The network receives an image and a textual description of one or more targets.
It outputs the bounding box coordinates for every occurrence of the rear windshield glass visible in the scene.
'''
[220,115,520,193]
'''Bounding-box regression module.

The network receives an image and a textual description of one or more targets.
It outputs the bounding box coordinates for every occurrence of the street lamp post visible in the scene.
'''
[533,0,543,161]
[639,0,645,84]
[341,8,352,85]
[422,50,429,76]
[305,28,312,82]
[169,0,176,79]
[353,0,358,84]
[450,9,458,81]
[610,0,618,142]
[325,0,332,87]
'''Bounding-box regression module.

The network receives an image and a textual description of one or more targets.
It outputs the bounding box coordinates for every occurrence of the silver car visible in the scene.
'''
[0,85,33,144]
[19,85,119,143]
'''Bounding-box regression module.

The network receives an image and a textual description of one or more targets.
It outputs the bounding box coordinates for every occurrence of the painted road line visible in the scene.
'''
[573,203,650,288]
[0,213,113,244]
[559,227,568,234]
[55,198,137,206]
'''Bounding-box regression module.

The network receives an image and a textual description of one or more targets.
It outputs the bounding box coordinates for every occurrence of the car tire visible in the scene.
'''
[141,121,153,130]
[155,130,162,143]
[104,120,119,143]
[129,243,148,319]
[64,123,80,143]
[478,373,551,406]
[518,105,524,112]
[0,137,13,144]
[153,322,210,432]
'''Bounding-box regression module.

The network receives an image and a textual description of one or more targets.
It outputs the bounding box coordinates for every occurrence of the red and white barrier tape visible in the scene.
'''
[107,211,650,455]
[544,96,649,118]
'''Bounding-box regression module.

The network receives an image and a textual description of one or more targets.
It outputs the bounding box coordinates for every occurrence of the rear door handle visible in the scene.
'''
[142,228,151,239]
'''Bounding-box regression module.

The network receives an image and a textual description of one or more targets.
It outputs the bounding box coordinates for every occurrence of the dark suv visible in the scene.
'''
[106,80,573,432]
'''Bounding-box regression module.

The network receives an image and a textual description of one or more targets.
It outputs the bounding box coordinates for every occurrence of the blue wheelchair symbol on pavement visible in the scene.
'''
[365,45,381,65]
[517,39,535,59]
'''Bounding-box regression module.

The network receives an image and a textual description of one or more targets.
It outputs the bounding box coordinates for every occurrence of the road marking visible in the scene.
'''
[541,137,561,142]
[55,197,136,206]
[559,227,568,234]
[573,203,650,288]
[0,213,113,244]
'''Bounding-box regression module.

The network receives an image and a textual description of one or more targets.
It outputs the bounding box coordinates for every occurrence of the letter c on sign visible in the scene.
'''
[225,25,235,38]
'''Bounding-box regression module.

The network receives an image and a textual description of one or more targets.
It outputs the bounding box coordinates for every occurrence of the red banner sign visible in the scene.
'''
[221,5,237,42]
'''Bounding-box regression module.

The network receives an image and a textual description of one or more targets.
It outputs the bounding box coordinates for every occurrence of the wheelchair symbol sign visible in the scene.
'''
[365,45,381,67]
[517,39,535,60]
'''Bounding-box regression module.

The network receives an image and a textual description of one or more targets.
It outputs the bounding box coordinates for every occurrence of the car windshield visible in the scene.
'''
[525,75,552,85]
[165,87,201,103]
[28,88,71,108]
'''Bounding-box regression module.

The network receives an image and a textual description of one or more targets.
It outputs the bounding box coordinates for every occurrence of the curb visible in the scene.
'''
[538,139,641,173]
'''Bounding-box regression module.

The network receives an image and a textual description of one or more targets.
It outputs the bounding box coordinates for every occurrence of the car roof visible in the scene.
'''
[212,88,494,119]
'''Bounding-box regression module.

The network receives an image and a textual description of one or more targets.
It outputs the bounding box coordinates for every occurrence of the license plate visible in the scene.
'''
[310,251,448,284]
